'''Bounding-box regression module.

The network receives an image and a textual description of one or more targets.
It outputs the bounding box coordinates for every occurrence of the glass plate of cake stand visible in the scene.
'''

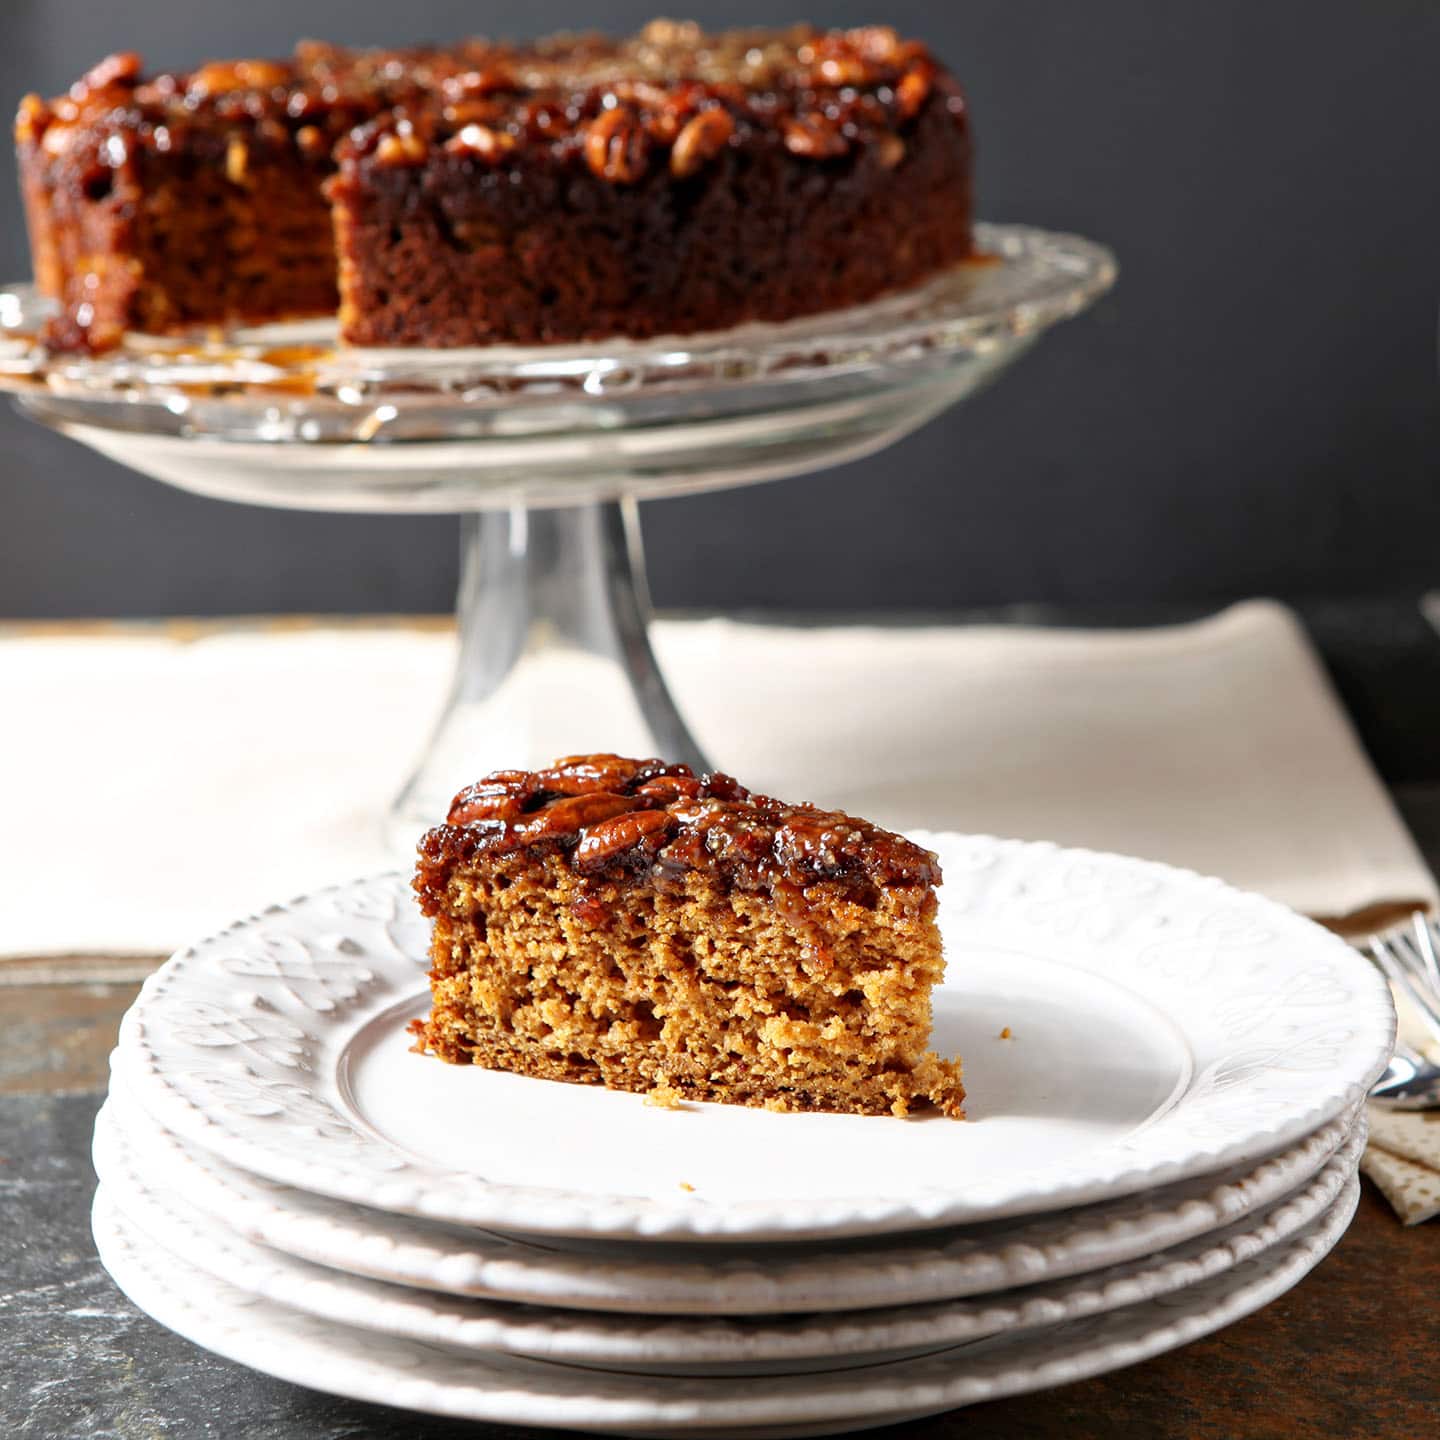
[0,222,1114,845]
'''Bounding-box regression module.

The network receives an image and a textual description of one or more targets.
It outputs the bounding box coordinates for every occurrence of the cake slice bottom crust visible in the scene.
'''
[413,1019,965,1118]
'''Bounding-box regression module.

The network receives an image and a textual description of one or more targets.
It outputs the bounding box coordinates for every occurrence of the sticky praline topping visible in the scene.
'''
[350,22,948,178]
[418,753,941,890]
[19,24,956,186]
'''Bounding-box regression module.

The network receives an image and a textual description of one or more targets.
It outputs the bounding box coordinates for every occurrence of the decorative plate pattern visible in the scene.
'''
[99,1079,1359,1316]
[92,1177,1360,1435]
[111,834,1393,1241]
[93,1099,1363,1377]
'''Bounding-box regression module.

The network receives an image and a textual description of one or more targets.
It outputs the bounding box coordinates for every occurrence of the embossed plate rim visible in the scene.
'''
[91,1176,1361,1433]
[91,1098,1364,1374]
[112,833,1395,1240]
[99,1075,1361,1315]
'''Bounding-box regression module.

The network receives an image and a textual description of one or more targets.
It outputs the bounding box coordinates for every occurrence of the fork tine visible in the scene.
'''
[1411,913,1440,995]
[1386,920,1438,997]
[1390,928,1428,985]
[1370,936,1440,1052]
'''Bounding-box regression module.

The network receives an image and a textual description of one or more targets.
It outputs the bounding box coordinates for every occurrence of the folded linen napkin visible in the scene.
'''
[1364,1120,1440,1225]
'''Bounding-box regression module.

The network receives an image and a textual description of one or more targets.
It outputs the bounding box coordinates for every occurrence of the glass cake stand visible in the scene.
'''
[0,223,1115,838]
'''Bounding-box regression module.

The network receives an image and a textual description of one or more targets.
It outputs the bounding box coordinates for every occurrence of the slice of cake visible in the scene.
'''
[15,21,973,351]
[411,755,964,1118]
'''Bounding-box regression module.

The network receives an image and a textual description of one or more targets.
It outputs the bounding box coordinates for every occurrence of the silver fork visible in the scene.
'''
[1367,913,1440,1109]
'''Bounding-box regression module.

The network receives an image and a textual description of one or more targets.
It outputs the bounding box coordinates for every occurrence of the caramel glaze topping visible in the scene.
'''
[341,21,965,180]
[18,21,966,189]
[414,753,941,914]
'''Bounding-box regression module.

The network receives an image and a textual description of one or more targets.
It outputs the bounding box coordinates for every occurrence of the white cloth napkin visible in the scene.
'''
[1,599,1431,959]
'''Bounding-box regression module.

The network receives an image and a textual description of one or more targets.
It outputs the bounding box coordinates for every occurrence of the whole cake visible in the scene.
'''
[411,754,965,1118]
[15,21,973,351]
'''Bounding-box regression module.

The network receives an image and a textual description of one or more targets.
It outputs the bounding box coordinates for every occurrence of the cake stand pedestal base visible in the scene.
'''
[388,499,707,840]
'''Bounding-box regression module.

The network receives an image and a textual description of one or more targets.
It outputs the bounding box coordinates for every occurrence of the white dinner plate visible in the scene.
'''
[93,1102,1363,1377]
[93,1176,1360,1436]
[111,833,1393,1240]
[99,1077,1359,1315]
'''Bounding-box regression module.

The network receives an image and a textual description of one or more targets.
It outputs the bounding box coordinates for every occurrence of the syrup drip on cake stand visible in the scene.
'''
[0,224,1115,847]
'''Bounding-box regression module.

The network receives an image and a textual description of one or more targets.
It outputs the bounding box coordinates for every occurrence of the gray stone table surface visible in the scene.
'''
[2,1090,555,1440]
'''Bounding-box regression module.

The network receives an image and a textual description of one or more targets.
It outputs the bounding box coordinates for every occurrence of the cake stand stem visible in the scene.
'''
[388,499,709,841]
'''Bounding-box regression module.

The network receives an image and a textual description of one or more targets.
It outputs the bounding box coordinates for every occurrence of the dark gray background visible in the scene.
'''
[2,0,1438,618]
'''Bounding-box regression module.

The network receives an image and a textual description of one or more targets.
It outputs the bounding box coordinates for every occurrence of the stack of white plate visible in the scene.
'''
[95,833,1394,1436]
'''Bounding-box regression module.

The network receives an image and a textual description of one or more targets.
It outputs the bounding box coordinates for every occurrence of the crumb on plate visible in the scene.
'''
[644,1077,684,1110]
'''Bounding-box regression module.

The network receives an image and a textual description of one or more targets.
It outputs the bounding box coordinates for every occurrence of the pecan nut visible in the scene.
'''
[895,60,936,121]
[635,774,703,803]
[814,54,872,87]
[189,58,288,97]
[575,808,678,871]
[15,95,50,145]
[781,113,849,159]
[611,79,675,110]
[584,105,650,184]
[442,98,505,127]
[670,107,735,178]
[74,52,143,97]
[844,26,901,62]
[442,65,518,99]
[445,124,517,161]
[640,18,703,46]
[374,130,428,166]
[513,792,641,841]
[448,771,536,823]
[234,59,291,91]
[447,791,526,825]
[538,755,671,794]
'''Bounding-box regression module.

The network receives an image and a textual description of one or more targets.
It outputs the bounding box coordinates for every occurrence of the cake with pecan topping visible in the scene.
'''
[411,754,965,1118]
[16,20,973,351]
